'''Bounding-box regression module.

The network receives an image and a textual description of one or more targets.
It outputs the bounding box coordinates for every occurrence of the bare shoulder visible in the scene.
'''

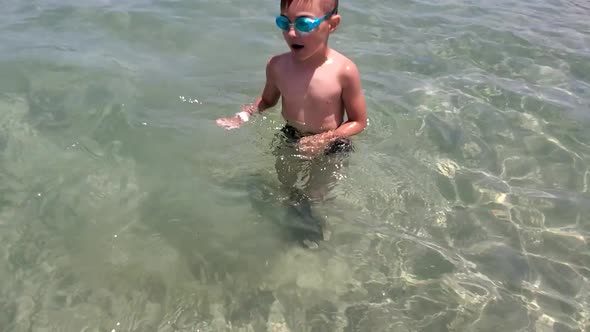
[329,49,361,83]
[267,52,290,72]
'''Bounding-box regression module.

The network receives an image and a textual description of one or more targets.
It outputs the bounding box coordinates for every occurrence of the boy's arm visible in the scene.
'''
[241,57,281,116]
[332,61,367,138]
[296,61,366,156]
[259,57,282,111]
[217,57,281,129]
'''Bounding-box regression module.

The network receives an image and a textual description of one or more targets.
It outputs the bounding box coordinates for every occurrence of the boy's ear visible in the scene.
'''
[328,14,341,32]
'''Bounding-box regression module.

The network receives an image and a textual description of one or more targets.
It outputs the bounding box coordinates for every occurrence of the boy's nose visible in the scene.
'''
[287,26,298,38]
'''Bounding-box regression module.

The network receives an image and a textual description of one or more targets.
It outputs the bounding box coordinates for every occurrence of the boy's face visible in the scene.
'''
[278,0,340,61]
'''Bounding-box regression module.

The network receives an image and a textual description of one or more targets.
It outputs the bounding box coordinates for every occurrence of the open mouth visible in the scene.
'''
[291,44,304,50]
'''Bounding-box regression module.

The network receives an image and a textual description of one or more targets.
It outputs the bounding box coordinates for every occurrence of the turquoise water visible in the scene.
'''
[1,0,589,331]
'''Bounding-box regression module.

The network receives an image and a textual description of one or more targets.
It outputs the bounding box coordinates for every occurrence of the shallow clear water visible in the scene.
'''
[1,0,589,331]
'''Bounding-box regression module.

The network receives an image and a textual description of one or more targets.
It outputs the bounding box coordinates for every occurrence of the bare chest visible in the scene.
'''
[276,69,342,107]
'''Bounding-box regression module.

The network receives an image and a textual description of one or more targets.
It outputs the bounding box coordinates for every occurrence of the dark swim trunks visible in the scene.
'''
[278,124,354,156]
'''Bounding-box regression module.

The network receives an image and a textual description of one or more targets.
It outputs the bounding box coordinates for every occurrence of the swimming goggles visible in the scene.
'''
[275,8,337,33]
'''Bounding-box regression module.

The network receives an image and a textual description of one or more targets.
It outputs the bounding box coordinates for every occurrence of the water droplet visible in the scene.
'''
[114,234,118,238]
[116,322,120,326]
[142,122,147,126]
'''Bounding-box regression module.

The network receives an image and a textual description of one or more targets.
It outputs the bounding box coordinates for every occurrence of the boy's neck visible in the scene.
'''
[292,45,332,68]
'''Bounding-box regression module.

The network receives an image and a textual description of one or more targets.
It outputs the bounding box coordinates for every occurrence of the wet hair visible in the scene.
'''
[280,0,339,14]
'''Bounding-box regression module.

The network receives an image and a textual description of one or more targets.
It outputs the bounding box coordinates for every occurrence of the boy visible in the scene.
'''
[216,0,367,244]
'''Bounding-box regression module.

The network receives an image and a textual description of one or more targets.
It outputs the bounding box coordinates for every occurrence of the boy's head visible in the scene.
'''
[280,0,339,14]
[277,0,341,61]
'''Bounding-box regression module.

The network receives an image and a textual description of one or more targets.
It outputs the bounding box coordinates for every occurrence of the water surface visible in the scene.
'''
[1,0,589,331]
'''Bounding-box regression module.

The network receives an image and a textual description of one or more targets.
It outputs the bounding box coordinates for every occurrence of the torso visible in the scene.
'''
[273,49,347,135]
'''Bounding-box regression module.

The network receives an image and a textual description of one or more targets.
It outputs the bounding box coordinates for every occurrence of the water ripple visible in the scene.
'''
[1,0,589,331]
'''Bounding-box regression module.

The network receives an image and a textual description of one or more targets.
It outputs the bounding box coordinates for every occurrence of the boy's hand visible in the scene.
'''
[217,105,251,130]
[216,115,245,130]
[296,132,336,158]
[216,105,254,130]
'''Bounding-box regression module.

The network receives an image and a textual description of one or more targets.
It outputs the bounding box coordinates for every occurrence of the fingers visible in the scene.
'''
[216,118,240,130]
[297,142,321,157]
